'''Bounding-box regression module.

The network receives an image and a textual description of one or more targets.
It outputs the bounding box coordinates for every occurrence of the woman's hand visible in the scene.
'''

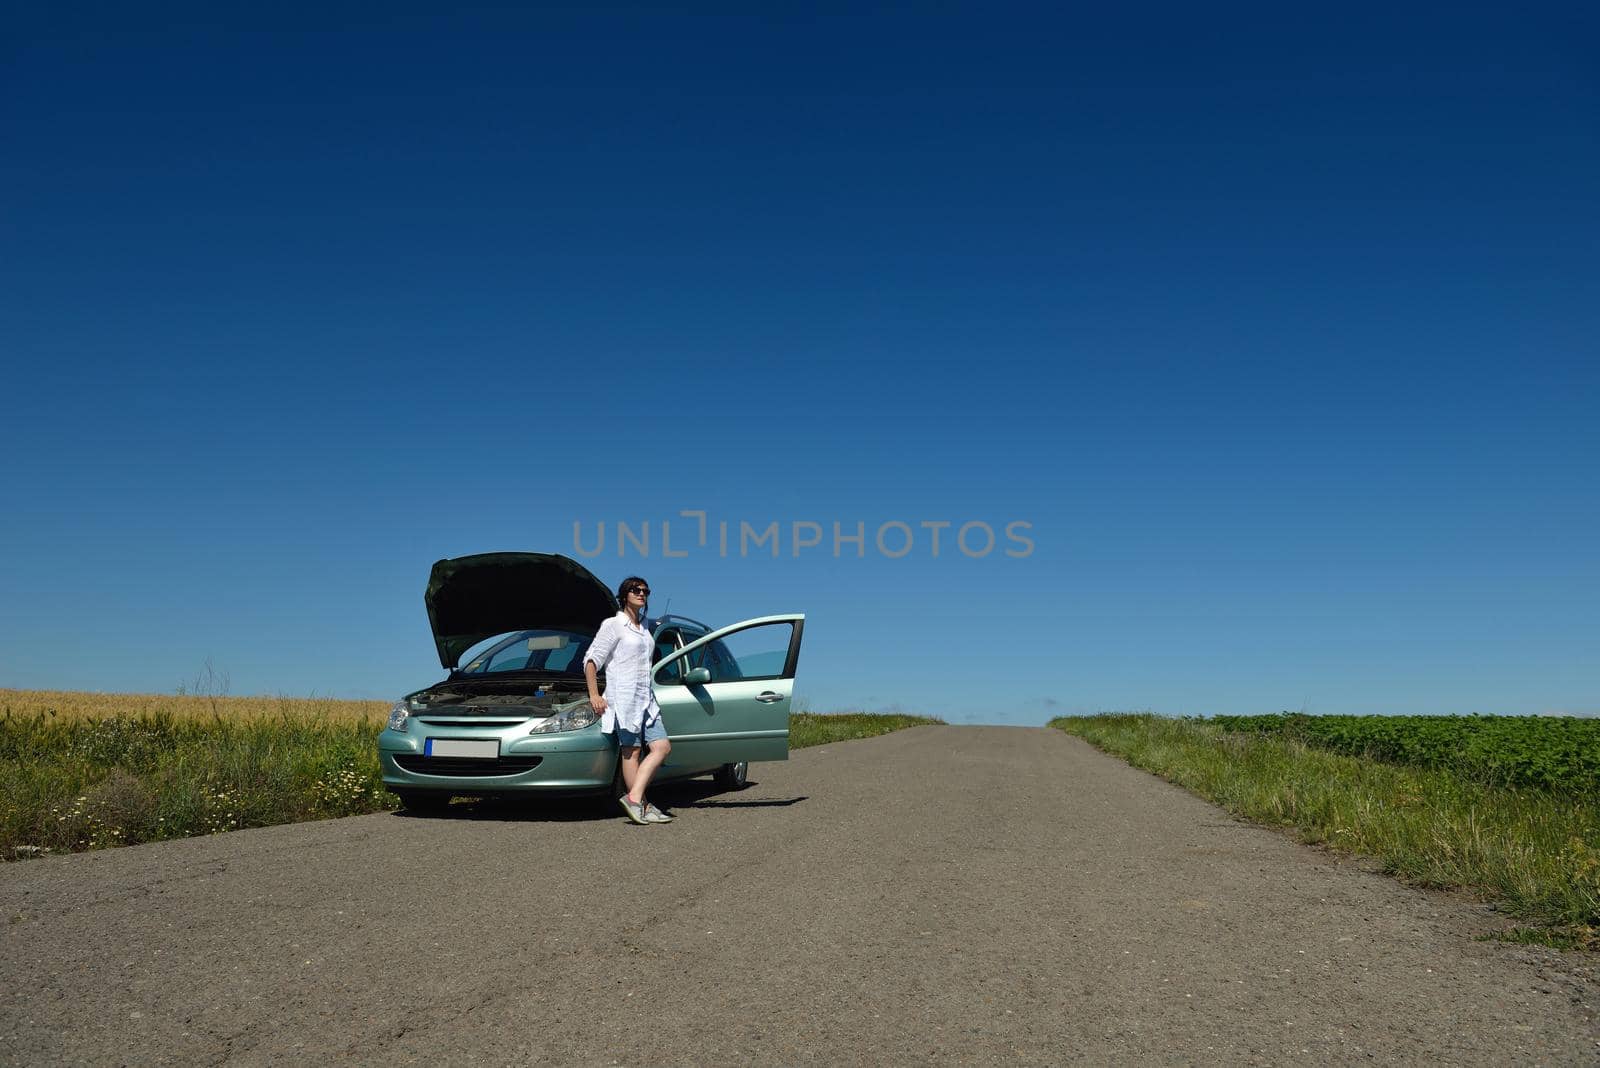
[589,694,607,714]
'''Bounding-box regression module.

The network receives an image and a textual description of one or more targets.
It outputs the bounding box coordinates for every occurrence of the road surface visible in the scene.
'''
[3,726,1597,1065]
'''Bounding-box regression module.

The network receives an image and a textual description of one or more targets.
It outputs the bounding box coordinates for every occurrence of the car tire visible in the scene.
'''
[713,761,748,790]
[395,790,452,815]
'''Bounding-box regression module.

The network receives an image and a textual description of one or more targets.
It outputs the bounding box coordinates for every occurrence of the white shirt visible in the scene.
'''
[583,611,662,734]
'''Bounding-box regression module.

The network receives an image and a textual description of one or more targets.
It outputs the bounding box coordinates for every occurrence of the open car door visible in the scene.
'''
[652,614,804,767]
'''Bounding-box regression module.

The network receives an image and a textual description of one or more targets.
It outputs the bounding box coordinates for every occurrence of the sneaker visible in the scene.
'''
[643,803,674,823]
[618,795,649,825]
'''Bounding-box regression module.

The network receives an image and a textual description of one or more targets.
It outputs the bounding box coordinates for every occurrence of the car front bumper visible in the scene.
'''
[379,723,617,795]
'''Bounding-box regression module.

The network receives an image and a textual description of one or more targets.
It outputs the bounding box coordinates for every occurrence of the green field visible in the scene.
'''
[1052,713,1600,947]
[0,690,941,860]
[1208,712,1600,792]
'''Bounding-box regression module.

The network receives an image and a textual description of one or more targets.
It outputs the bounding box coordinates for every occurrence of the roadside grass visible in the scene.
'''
[0,707,390,859]
[1,690,940,860]
[790,711,943,748]
[1051,714,1600,943]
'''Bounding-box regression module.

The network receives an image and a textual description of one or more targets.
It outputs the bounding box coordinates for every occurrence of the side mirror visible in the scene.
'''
[683,667,712,685]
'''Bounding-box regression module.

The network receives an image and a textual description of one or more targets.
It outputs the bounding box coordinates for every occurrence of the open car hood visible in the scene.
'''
[425,552,617,670]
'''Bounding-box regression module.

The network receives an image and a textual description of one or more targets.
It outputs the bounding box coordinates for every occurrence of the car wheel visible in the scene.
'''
[395,790,452,815]
[713,761,748,790]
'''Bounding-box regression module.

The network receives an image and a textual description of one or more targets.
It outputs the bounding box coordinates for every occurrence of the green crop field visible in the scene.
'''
[1207,713,1600,792]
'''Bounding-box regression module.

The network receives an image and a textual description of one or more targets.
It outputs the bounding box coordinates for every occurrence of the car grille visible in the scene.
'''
[416,718,527,727]
[393,754,545,777]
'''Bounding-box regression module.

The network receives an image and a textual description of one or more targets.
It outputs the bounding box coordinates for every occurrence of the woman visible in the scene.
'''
[583,576,673,825]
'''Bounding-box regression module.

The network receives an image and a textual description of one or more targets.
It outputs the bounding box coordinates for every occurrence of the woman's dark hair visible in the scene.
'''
[617,576,649,605]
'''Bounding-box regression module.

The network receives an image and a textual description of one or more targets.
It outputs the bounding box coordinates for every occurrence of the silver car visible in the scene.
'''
[378,552,804,812]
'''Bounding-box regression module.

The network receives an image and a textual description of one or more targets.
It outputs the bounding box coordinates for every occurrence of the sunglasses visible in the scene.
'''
[628,587,651,597]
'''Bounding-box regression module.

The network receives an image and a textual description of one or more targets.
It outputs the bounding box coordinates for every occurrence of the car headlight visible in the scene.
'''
[386,701,411,733]
[528,701,599,734]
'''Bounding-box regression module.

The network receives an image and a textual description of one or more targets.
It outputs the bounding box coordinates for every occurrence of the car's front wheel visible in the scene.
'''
[394,790,453,815]
[713,761,748,790]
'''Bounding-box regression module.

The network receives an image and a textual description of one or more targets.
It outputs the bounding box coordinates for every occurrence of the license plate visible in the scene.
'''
[425,738,498,759]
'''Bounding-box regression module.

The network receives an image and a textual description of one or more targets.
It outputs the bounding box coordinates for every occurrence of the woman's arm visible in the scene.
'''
[583,620,617,713]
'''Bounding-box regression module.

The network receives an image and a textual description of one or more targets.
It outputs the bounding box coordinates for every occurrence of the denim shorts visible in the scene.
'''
[615,718,667,748]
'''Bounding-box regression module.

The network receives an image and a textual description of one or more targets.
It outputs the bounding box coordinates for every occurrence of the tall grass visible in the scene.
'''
[1052,714,1600,937]
[1,709,390,857]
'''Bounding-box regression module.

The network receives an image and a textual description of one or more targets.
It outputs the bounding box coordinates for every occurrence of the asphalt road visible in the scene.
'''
[3,726,1597,1065]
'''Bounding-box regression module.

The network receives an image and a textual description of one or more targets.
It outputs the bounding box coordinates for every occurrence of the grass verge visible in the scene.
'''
[1,694,941,860]
[790,711,942,748]
[1,710,390,858]
[1051,714,1600,943]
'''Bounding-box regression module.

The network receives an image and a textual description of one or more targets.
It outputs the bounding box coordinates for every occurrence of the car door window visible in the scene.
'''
[693,621,795,682]
[653,628,684,683]
[684,637,731,681]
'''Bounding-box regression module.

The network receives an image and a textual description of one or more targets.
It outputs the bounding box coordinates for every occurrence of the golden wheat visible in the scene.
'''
[0,688,390,724]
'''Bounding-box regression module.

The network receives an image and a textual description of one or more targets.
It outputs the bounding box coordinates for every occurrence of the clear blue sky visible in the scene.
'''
[3,4,1597,722]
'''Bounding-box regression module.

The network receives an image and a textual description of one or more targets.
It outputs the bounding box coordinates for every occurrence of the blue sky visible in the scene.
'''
[3,4,1597,722]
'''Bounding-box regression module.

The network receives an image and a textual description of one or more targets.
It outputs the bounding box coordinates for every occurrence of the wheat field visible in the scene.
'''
[0,688,391,724]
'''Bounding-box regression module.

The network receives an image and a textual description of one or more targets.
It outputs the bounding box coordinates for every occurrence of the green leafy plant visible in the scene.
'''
[1208,713,1600,792]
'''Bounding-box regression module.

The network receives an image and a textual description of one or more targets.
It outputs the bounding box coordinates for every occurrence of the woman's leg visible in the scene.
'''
[625,739,672,805]
[618,746,641,795]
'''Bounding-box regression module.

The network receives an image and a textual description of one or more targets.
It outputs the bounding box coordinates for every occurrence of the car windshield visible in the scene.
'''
[457,629,594,676]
